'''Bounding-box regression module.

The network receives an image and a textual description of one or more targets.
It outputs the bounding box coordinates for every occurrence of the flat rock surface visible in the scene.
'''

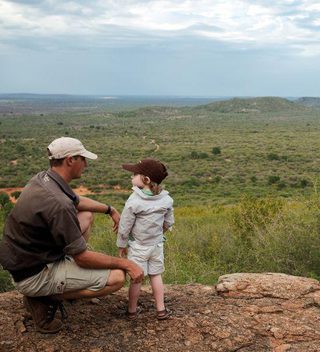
[0,273,320,352]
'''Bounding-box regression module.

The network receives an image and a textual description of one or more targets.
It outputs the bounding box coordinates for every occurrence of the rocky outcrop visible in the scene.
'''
[0,273,319,352]
[216,273,320,351]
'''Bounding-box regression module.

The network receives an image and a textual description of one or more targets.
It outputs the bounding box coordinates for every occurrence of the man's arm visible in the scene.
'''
[73,250,144,283]
[77,196,120,231]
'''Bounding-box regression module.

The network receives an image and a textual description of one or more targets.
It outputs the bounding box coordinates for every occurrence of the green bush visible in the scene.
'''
[190,151,209,159]
[109,179,121,186]
[277,181,286,190]
[0,268,14,292]
[0,193,10,207]
[182,177,201,187]
[229,196,284,247]
[11,191,21,200]
[267,153,280,160]
[268,175,280,185]
[250,176,257,183]
[216,196,320,279]
[300,179,309,188]
[2,203,14,218]
[212,147,221,155]
[16,145,26,153]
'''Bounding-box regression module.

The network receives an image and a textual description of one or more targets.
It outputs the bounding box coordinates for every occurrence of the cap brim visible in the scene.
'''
[80,150,98,160]
[122,163,141,173]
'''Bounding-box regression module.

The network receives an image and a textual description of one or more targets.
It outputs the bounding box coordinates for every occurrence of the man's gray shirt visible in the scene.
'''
[117,186,174,248]
[0,169,87,281]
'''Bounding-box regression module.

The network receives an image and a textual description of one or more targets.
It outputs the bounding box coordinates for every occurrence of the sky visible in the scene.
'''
[0,0,320,97]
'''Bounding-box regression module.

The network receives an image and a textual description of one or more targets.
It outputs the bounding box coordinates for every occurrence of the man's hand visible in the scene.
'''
[110,207,120,232]
[118,247,128,258]
[126,260,144,283]
[76,197,120,232]
[73,250,143,283]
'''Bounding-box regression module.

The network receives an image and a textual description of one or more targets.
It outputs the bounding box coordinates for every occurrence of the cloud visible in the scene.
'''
[1,0,320,56]
[6,0,45,3]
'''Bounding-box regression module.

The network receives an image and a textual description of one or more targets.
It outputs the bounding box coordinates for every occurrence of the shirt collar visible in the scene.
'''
[46,169,78,203]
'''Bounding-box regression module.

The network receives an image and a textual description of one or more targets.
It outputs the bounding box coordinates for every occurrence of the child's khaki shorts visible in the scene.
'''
[15,256,110,297]
[128,241,164,276]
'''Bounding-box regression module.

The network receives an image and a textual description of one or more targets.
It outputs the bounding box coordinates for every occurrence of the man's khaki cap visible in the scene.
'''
[47,137,98,160]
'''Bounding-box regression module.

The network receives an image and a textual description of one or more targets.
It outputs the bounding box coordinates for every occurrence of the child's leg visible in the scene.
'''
[128,282,142,313]
[149,274,165,311]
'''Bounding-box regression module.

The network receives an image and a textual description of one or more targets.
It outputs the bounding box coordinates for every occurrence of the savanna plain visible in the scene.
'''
[1,96,320,292]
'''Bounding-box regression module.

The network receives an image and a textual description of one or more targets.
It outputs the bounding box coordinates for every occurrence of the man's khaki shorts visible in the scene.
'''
[15,256,110,297]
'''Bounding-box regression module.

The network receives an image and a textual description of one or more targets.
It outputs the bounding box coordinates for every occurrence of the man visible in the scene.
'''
[0,137,144,334]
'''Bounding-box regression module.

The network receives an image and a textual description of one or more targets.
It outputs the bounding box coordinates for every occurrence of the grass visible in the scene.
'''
[70,196,320,286]
[1,190,320,293]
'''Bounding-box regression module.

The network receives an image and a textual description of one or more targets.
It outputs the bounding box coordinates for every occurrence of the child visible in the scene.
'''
[117,158,174,320]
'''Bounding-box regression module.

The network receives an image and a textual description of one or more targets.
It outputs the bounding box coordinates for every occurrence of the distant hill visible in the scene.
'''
[1,94,314,116]
[191,97,310,114]
[295,97,320,108]
[118,96,312,118]
[0,94,221,115]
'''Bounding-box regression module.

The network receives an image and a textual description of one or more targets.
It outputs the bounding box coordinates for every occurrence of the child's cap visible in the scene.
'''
[122,158,168,184]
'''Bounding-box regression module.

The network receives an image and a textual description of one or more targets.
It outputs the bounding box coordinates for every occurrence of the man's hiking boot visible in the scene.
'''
[23,296,63,334]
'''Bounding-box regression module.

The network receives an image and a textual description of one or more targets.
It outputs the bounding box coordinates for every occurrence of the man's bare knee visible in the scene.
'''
[77,211,94,237]
[107,269,126,288]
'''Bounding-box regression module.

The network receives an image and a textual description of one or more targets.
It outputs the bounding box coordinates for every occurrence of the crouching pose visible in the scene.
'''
[0,137,144,333]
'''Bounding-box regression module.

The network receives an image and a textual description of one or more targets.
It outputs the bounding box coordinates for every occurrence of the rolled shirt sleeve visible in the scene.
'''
[49,206,87,256]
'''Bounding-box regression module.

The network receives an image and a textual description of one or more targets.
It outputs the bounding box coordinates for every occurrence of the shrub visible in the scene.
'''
[268,175,280,185]
[250,176,257,183]
[0,193,10,207]
[277,181,286,190]
[16,144,26,153]
[182,177,201,187]
[190,151,209,159]
[2,202,14,218]
[11,191,21,200]
[267,153,280,161]
[0,268,14,292]
[199,152,209,159]
[108,179,121,186]
[229,196,284,247]
[216,196,320,279]
[212,147,221,155]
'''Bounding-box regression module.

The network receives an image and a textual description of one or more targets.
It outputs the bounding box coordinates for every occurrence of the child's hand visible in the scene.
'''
[118,247,128,258]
